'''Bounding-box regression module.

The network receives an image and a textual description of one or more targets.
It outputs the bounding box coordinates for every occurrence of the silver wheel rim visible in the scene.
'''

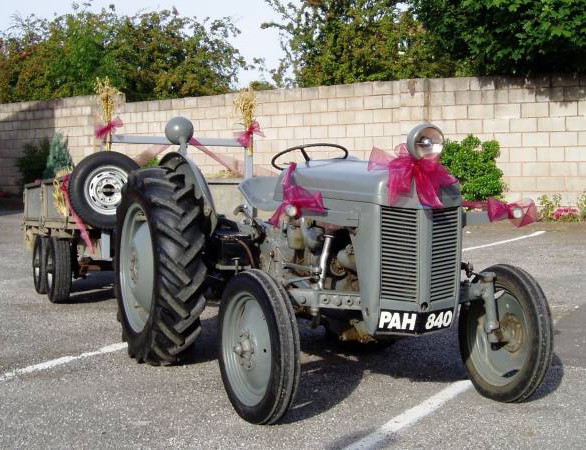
[222,293,272,406]
[83,165,128,215]
[468,287,530,386]
[119,203,155,333]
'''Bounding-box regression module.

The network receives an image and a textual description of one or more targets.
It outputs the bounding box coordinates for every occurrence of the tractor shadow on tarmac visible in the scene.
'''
[67,271,116,304]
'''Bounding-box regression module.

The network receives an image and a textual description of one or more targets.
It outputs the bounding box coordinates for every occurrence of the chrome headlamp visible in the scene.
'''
[406,124,444,159]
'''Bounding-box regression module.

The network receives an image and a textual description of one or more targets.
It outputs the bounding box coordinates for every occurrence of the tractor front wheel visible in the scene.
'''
[218,270,300,424]
[459,264,553,402]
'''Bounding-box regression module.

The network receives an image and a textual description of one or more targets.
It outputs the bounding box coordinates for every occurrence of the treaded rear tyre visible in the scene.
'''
[68,151,139,229]
[459,264,553,402]
[33,235,48,294]
[45,237,72,303]
[116,167,209,365]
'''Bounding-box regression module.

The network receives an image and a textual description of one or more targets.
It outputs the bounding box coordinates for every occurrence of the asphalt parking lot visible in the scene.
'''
[1,206,585,449]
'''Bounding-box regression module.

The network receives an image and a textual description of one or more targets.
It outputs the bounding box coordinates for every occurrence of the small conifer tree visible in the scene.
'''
[43,133,73,179]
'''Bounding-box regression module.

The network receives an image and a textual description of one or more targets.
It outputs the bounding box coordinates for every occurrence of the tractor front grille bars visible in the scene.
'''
[380,207,460,307]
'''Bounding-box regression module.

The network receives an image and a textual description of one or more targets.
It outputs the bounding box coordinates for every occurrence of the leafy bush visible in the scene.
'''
[577,191,586,221]
[440,135,506,201]
[140,157,159,168]
[537,194,562,221]
[15,138,51,186]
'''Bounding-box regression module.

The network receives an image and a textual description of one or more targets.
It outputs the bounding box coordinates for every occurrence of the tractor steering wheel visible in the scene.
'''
[271,143,349,170]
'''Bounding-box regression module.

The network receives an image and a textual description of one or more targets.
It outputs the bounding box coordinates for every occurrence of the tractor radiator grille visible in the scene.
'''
[380,208,419,302]
[380,207,460,304]
[430,208,460,302]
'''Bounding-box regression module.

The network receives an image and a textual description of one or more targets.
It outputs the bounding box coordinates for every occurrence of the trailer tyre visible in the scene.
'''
[116,167,209,365]
[32,236,48,294]
[218,270,300,424]
[68,151,139,229]
[459,264,553,402]
[45,237,72,303]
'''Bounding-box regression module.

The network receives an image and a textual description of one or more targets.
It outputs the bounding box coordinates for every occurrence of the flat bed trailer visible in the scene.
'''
[23,178,114,303]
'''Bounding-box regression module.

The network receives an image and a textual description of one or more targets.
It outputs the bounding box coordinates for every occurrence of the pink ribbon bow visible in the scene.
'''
[268,163,326,227]
[368,144,457,208]
[236,121,265,148]
[95,117,123,140]
[462,197,537,227]
[60,175,95,253]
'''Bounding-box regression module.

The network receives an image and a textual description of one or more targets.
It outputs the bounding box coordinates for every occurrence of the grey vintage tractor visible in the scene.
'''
[115,117,553,425]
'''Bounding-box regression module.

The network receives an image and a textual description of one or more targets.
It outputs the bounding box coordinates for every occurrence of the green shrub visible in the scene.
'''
[440,135,506,201]
[576,191,586,221]
[15,138,51,186]
[537,194,562,221]
[141,157,159,168]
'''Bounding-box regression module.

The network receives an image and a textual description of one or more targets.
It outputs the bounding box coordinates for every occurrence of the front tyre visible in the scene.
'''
[116,167,209,365]
[459,264,553,402]
[218,270,300,425]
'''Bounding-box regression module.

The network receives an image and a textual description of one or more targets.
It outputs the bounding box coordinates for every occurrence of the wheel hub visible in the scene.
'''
[129,250,139,283]
[85,166,127,214]
[233,330,255,369]
[499,313,524,353]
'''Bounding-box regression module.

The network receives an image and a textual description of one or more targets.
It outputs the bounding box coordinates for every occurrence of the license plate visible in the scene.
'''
[377,308,454,334]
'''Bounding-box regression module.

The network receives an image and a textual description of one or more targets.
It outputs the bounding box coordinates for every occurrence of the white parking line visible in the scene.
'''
[343,380,473,450]
[462,230,545,252]
[0,343,127,383]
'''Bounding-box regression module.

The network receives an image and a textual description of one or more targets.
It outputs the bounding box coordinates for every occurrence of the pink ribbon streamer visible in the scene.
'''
[95,117,123,140]
[236,121,265,148]
[268,163,326,227]
[60,174,95,254]
[368,144,457,208]
[462,197,537,227]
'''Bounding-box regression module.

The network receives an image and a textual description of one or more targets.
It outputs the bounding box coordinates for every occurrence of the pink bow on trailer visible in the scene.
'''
[236,121,265,148]
[268,163,326,227]
[368,144,457,208]
[95,117,123,140]
[60,175,95,254]
[462,197,537,227]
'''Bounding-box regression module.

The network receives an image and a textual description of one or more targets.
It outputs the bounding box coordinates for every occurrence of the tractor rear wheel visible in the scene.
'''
[116,167,209,365]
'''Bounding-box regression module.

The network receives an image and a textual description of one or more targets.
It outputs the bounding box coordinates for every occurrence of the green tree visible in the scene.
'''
[110,10,246,100]
[263,0,455,87]
[43,133,73,179]
[0,3,246,103]
[410,0,586,76]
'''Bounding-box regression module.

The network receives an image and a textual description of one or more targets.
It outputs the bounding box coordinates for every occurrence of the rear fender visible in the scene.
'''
[159,152,218,235]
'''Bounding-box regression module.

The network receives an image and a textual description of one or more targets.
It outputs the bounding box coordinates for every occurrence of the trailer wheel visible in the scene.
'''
[45,237,72,303]
[218,270,300,424]
[459,264,553,402]
[32,236,48,294]
[116,167,209,365]
[68,151,139,229]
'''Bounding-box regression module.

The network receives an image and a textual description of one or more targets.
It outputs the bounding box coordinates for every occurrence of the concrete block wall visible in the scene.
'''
[0,96,100,193]
[1,74,585,204]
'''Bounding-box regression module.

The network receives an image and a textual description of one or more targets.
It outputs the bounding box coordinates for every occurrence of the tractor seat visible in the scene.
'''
[238,176,281,211]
